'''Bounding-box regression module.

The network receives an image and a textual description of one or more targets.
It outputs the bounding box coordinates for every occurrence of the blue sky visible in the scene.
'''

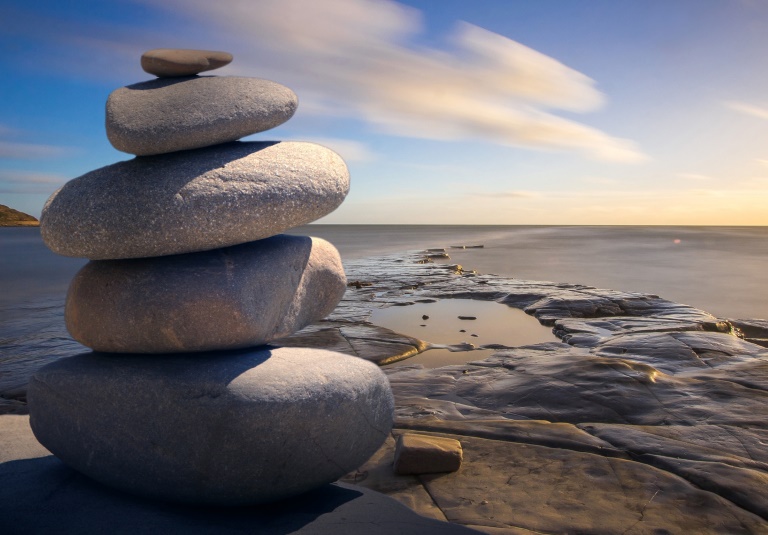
[2,0,767,224]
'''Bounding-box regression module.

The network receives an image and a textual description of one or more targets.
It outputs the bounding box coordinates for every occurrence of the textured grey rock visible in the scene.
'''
[141,48,233,77]
[27,347,395,506]
[106,76,297,155]
[65,235,346,353]
[41,142,349,259]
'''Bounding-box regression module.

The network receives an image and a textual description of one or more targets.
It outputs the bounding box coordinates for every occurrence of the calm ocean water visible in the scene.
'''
[1,225,767,399]
[289,225,768,321]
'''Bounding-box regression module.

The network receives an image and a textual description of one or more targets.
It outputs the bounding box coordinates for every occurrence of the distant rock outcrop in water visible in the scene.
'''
[0,204,39,227]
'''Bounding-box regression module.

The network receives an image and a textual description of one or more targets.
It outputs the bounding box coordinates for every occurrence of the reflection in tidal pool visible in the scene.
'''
[371,298,557,368]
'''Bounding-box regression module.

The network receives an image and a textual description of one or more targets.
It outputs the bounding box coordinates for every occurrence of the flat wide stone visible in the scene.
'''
[107,76,297,155]
[65,235,346,353]
[41,141,349,259]
[394,434,463,475]
[27,348,395,506]
[141,48,233,77]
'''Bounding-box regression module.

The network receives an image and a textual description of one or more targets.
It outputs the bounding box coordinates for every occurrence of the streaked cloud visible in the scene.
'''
[582,177,620,186]
[0,124,75,159]
[0,141,71,159]
[278,137,377,163]
[676,172,712,181]
[207,0,646,162]
[28,0,644,163]
[725,101,768,120]
[735,176,768,188]
[0,170,68,194]
[469,190,538,199]
[326,186,768,225]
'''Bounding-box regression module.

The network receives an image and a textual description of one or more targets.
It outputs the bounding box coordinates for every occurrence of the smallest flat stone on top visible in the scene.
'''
[141,48,233,77]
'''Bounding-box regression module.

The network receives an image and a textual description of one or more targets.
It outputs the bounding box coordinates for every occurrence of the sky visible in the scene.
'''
[1,0,767,225]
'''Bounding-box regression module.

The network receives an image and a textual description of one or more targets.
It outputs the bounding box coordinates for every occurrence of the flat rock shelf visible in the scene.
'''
[3,248,768,533]
[284,250,768,534]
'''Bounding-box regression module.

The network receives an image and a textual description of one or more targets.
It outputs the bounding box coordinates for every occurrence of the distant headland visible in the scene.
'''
[0,204,39,227]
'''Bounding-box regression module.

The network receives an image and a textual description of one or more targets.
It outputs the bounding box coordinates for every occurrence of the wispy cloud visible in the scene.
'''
[204,0,647,162]
[0,141,70,159]
[725,101,768,120]
[323,184,768,225]
[469,190,538,199]
[0,124,76,159]
[582,177,620,186]
[676,172,712,181]
[0,170,68,194]
[19,0,644,163]
[735,176,768,188]
[276,137,377,162]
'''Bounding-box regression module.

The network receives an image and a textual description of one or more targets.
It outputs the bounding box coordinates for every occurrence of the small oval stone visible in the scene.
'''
[106,76,298,155]
[28,347,395,505]
[141,48,233,77]
[65,235,346,353]
[41,141,349,259]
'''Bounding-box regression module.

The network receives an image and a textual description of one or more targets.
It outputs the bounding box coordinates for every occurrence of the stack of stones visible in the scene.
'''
[29,49,394,506]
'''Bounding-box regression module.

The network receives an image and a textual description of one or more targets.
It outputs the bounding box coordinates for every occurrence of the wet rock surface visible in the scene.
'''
[304,251,768,533]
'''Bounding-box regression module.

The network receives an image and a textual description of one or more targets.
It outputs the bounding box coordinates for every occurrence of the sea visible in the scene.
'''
[2,225,767,400]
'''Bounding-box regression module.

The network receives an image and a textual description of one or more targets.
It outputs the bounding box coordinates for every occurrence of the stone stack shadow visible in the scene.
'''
[31,49,394,505]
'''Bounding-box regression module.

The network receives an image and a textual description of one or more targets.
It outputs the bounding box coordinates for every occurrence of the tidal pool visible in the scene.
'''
[371,298,557,368]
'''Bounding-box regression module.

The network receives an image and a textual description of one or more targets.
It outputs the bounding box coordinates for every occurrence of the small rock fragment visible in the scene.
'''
[458,316,477,320]
[394,434,463,475]
[422,315,430,320]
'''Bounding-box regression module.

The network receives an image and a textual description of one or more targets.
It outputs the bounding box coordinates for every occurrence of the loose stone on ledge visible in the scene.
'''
[394,434,463,475]
[107,76,298,155]
[41,141,349,259]
[28,347,395,505]
[141,48,233,77]
[65,235,346,353]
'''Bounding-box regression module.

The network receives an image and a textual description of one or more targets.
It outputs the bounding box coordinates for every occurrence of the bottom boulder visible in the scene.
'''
[27,347,394,505]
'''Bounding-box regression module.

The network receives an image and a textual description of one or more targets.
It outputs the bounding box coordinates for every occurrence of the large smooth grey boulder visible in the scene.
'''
[106,76,297,155]
[41,141,349,260]
[27,347,395,506]
[65,235,346,353]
